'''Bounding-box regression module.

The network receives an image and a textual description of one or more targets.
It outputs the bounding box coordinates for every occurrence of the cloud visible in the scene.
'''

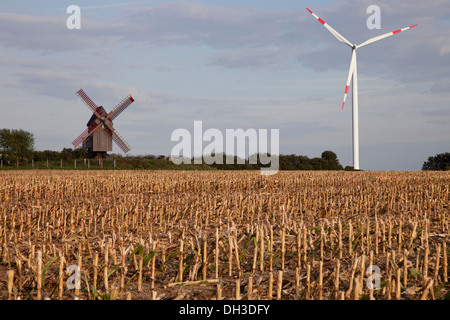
[80,1,154,10]
[300,0,450,90]
[423,109,450,116]
[0,57,49,69]
[121,1,301,48]
[422,108,450,118]
[0,1,448,169]
[0,12,122,53]
[2,69,166,112]
[2,1,449,83]
[207,47,296,70]
[117,0,450,95]
[5,70,83,100]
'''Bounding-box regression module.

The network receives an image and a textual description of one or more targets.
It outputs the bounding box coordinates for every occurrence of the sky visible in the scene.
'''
[0,0,449,170]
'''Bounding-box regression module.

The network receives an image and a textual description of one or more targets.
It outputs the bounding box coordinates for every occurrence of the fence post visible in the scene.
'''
[75,159,77,169]
[1,159,3,168]
[32,159,34,168]
[17,159,19,168]
[114,158,116,169]
[47,159,49,168]
[60,159,63,168]
[88,159,90,169]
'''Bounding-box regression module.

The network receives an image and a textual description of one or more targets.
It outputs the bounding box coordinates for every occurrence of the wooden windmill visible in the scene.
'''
[72,89,135,159]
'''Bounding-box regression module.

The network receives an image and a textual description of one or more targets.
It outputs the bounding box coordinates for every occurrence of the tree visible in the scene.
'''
[278,152,343,170]
[33,150,60,161]
[422,152,450,171]
[310,157,327,170]
[73,148,88,159]
[321,150,344,170]
[0,129,35,160]
[61,148,74,160]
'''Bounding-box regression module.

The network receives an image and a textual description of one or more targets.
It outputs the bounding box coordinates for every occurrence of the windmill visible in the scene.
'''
[72,89,135,159]
[306,8,417,170]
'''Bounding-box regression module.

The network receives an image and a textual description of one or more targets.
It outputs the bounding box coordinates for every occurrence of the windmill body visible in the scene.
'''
[83,106,113,157]
[306,8,417,170]
[72,89,135,159]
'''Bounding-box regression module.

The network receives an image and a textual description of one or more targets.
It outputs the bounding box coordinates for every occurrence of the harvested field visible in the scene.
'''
[0,170,448,300]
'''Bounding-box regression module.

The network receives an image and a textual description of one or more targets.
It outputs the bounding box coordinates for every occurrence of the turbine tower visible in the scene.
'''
[306,8,417,170]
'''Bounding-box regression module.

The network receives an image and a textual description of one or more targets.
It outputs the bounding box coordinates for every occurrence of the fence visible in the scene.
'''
[0,158,117,170]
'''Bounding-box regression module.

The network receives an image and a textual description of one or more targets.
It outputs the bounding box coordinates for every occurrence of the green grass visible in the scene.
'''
[0,158,215,171]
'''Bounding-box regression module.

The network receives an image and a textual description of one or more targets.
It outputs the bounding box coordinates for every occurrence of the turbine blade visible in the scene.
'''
[357,24,418,49]
[306,8,353,47]
[342,50,357,110]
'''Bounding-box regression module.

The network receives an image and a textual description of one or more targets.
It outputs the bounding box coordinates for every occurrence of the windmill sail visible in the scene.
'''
[72,89,135,155]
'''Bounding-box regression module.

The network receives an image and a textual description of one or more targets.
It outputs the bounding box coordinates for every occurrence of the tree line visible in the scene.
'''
[0,128,347,171]
[422,152,450,171]
[2,128,448,170]
[0,128,35,161]
[204,151,347,171]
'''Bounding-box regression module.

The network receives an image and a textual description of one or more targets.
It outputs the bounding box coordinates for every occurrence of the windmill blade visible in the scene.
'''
[104,126,131,153]
[72,121,101,148]
[306,8,353,47]
[76,89,106,119]
[357,24,418,49]
[342,50,357,110]
[107,94,135,121]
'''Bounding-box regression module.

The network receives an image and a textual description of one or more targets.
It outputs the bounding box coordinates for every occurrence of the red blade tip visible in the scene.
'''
[306,8,312,14]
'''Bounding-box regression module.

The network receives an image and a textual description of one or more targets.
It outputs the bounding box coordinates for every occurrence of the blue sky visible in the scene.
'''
[0,0,449,170]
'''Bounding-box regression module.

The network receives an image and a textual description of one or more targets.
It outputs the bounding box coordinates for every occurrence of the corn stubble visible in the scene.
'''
[0,170,448,300]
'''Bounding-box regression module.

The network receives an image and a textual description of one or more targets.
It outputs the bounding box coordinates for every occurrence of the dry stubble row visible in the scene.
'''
[0,170,448,300]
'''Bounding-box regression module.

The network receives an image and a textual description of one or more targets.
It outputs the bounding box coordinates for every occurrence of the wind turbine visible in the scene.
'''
[306,8,417,170]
